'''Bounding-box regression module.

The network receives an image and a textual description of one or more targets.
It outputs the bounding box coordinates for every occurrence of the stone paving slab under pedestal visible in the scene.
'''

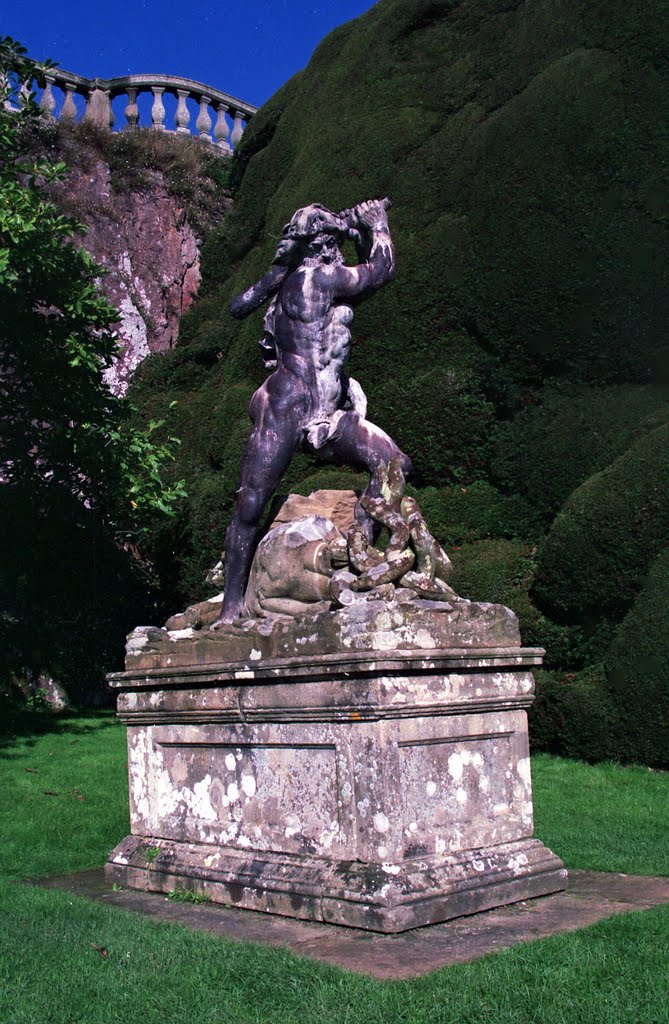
[32,868,669,980]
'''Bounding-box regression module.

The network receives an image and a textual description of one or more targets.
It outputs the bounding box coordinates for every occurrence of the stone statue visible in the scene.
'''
[213,198,411,626]
[113,203,565,936]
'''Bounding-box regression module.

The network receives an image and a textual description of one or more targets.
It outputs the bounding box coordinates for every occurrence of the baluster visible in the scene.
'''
[83,86,113,127]
[196,94,212,141]
[230,109,245,148]
[214,102,231,152]
[60,82,77,121]
[19,79,32,108]
[151,86,166,130]
[175,89,191,133]
[39,74,56,119]
[124,87,139,128]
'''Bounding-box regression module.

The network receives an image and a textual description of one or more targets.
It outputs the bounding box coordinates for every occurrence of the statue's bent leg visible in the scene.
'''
[324,413,412,544]
[213,424,299,626]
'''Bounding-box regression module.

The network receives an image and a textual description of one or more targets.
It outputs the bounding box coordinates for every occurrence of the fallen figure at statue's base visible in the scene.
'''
[126,464,521,670]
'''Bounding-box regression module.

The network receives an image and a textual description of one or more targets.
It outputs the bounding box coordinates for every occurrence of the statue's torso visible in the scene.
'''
[271,267,354,438]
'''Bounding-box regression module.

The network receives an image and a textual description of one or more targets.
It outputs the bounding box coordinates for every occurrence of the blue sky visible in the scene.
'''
[2,1,377,109]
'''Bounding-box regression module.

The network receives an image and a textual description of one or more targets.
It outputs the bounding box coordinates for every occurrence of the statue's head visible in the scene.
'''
[273,204,350,266]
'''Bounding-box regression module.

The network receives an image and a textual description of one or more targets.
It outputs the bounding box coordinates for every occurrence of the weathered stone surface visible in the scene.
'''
[112,489,556,932]
[35,672,72,712]
[164,594,224,632]
[166,493,356,631]
[243,515,347,619]
[47,151,224,395]
[269,490,358,535]
[111,484,562,929]
[215,199,414,624]
[6,670,71,712]
[126,593,521,671]
[82,88,112,127]
[164,478,459,637]
[107,647,565,932]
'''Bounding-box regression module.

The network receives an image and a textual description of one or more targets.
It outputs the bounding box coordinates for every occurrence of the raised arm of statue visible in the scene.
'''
[330,199,395,300]
[230,264,289,320]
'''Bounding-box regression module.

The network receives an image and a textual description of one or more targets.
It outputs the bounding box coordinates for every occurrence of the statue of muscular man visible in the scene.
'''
[213,198,411,626]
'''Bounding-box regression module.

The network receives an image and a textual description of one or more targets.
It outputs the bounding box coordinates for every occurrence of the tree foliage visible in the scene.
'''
[0,38,186,700]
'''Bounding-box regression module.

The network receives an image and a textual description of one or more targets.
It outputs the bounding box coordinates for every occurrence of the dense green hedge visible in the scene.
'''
[127,0,666,765]
[533,422,669,625]
[529,667,622,764]
[491,384,669,523]
[603,547,669,768]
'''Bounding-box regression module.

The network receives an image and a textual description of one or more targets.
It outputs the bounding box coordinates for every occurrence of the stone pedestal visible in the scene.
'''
[106,645,566,932]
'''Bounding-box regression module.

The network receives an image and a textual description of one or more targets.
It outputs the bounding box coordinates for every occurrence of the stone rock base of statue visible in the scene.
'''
[106,611,566,932]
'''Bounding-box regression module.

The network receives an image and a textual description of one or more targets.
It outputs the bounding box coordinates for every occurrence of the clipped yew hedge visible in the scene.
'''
[127,0,667,764]
[533,423,669,625]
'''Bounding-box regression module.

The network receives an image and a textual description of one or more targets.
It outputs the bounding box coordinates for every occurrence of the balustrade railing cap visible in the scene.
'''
[42,67,258,118]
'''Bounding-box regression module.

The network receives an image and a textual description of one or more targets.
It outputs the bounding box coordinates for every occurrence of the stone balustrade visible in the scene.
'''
[13,69,257,153]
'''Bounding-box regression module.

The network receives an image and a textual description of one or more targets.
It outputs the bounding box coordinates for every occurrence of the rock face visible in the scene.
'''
[128,593,522,668]
[53,158,200,395]
[40,127,230,396]
[270,489,358,535]
[150,481,506,663]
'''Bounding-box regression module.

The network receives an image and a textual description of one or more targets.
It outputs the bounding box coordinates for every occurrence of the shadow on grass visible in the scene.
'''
[0,708,119,757]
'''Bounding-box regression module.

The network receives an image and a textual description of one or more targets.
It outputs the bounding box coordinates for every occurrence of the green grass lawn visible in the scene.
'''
[1,712,668,1024]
